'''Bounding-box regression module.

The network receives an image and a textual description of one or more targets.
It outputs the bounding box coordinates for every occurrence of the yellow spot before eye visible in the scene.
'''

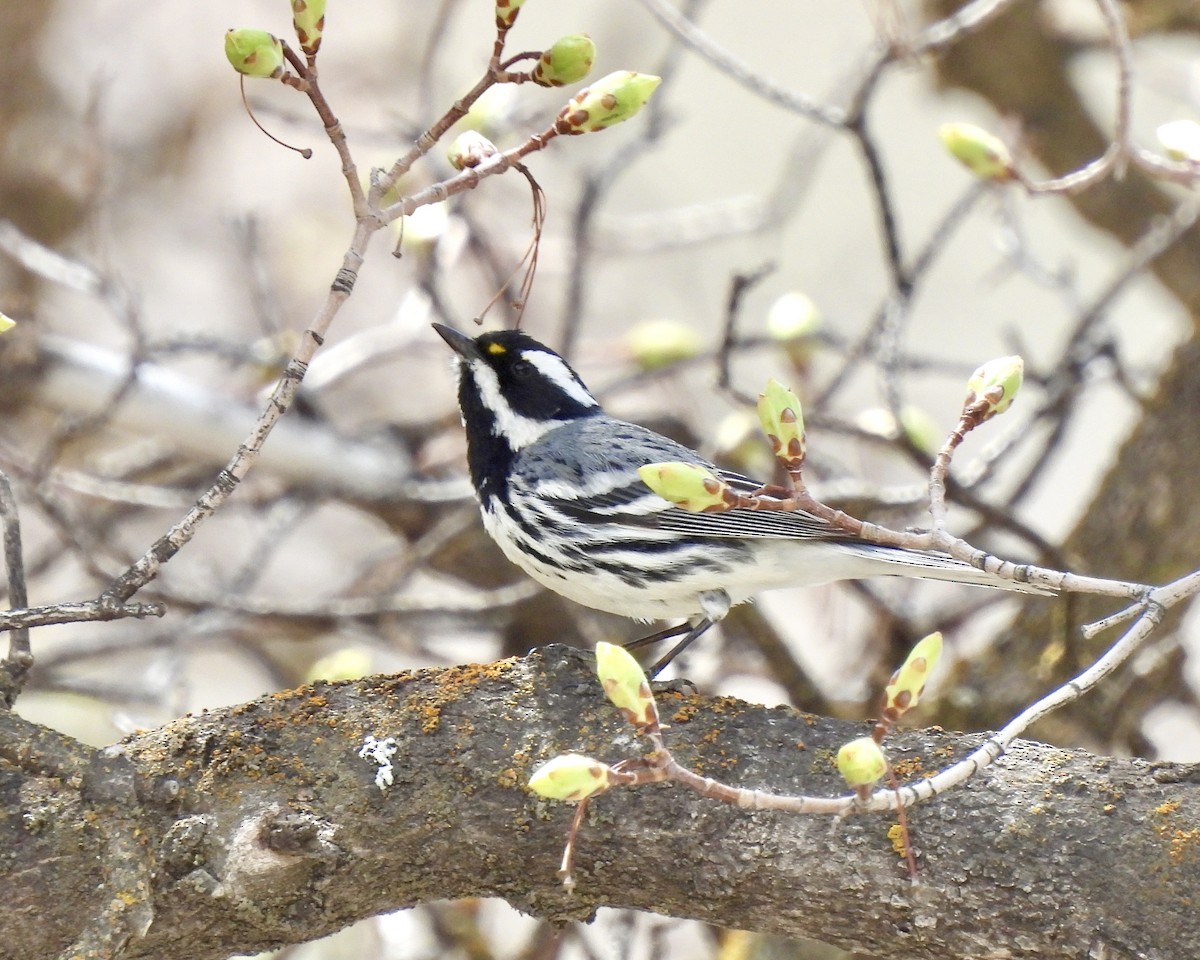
[486,343,507,356]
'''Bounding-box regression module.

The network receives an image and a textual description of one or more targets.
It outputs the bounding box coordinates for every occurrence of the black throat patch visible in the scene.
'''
[457,365,513,505]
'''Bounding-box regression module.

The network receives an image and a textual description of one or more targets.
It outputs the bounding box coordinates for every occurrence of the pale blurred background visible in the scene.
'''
[3,1,1200,957]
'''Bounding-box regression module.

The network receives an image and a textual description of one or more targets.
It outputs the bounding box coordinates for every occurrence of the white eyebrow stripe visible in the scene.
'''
[525,351,598,408]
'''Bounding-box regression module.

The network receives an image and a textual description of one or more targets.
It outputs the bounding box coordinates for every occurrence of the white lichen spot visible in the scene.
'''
[359,735,398,791]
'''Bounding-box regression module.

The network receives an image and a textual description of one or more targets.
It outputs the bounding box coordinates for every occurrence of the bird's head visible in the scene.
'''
[434,324,600,455]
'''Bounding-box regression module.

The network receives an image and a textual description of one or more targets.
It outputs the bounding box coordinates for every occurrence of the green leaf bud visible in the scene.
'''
[964,355,1023,420]
[463,86,519,136]
[532,34,596,87]
[528,753,611,802]
[495,0,526,29]
[884,632,942,716]
[395,202,450,250]
[624,319,701,370]
[856,407,899,440]
[447,131,499,171]
[837,737,888,789]
[637,461,732,513]
[857,406,940,456]
[595,641,659,730]
[225,28,285,79]
[1157,120,1200,163]
[291,0,326,57]
[715,412,777,478]
[757,379,806,470]
[767,291,821,372]
[898,405,941,456]
[556,71,662,135]
[305,646,372,683]
[938,122,1014,182]
[767,291,821,342]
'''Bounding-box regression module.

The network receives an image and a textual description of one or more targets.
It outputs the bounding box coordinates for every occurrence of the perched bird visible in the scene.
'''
[434,323,1050,672]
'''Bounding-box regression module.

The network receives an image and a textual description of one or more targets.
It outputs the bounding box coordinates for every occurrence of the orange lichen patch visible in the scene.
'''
[266,685,319,704]
[373,656,522,698]
[1169,828,1200,865]
[708,695,750,716]
[233,685,345,734]
[1148,799,1200,867]
[887,822,908,858]
[496,767,520,790]
[387,660,517,735]
[671,703,700,724]
[419,704,442,734]
[891,756,925,779]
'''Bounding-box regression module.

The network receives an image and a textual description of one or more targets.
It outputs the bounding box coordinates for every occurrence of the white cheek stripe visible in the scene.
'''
[525,351,598,409]
[471,360,560,450]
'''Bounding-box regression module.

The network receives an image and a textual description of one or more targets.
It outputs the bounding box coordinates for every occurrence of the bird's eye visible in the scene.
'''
[511,359,534,379]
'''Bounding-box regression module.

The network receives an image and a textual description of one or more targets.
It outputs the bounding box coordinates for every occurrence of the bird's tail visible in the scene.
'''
[848,543,1055,596]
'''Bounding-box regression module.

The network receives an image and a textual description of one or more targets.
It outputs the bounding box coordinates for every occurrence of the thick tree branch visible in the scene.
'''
[2,645,1198,960]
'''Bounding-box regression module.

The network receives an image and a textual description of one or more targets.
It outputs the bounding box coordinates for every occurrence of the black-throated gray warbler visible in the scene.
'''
[434,323,1051,671]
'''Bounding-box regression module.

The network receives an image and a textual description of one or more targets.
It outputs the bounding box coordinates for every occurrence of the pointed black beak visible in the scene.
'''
[432,323,482,361]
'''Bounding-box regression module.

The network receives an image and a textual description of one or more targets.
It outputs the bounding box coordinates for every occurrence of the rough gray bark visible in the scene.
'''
[3,643,1198,960]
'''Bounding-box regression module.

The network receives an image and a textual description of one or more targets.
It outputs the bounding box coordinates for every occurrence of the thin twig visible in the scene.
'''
[0,471,31,706]
[634,0,844,126]
[915,0,1023,55]
[0,598,164,632]
[280,41,367,214]
[715,263,776,394]
[100,220,374,603]
[568,569,1194,828]
[557,0,695,358]
[379,126,564,225]
[1013,0,1133,195]
[814,183,985,409]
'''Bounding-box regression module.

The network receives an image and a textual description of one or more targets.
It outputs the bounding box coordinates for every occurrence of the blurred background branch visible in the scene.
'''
[2,1,1200,958]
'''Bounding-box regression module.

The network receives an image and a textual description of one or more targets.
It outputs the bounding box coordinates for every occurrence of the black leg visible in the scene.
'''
[647,618,713,678]
[623,621,691,651]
